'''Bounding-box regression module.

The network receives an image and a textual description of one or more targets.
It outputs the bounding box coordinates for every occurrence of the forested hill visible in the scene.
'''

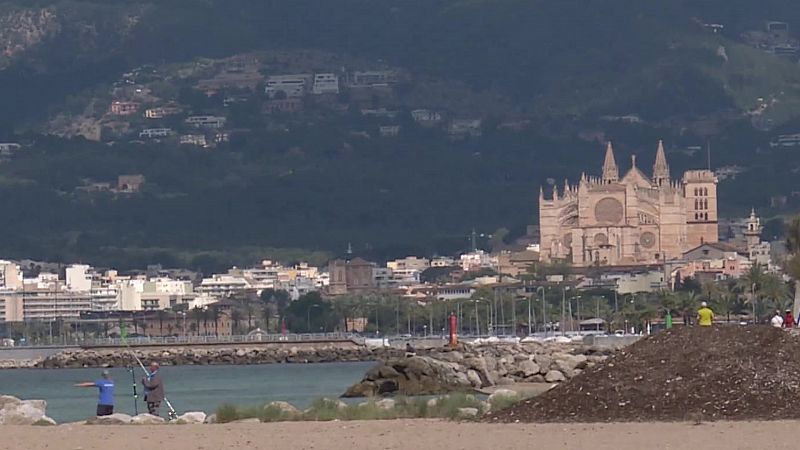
[2,0,800,127]
[0,0,798,271]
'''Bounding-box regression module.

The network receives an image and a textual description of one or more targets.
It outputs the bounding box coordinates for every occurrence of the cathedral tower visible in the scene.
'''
[601,142,619,184]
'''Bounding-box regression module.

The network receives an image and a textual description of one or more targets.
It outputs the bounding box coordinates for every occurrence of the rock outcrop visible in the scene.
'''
[343,343,609,396]
[0,395,56,425]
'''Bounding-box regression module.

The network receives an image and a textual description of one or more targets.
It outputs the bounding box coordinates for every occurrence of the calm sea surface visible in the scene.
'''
[0,362,374,423]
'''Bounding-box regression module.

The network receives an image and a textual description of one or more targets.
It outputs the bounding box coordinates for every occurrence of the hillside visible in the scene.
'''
[0,0,798,270]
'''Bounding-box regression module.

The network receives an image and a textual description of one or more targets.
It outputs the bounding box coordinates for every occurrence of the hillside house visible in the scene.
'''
[185,116,227,129]
[263,98,304,114]
[117,175,145,193]
[145,105,182,119]
[139,128,172,139]
[265,74,312,98]
[110,101,140,116]
[180,134,208,147]
[312,73,340,95]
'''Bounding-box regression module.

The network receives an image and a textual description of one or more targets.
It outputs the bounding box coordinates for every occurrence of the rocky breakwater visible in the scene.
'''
[342,342,613,397]
[35,345,408,369]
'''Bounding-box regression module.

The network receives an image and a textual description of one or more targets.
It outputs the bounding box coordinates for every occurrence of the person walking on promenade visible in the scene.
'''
[771,310,784,328]
[697,302,714,327]
[141,361,165,417]
[74,369,115,416]
[783,309,795,329]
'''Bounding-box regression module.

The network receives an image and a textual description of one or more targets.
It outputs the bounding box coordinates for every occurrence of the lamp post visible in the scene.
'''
[306,304,320,333]
[179,311,186,337]
[473,299,480,336]
[537,286,546,336]
[527,295,532,336]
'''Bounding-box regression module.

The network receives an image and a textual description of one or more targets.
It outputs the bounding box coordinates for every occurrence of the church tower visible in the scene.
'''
[601,142,619,184]
[744,208,762,251]
[652,140,670,186]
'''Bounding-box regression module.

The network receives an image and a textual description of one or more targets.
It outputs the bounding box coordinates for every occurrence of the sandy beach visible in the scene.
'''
[2,420,800,450]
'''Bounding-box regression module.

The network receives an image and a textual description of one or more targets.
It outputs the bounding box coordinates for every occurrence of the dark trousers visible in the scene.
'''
[147,401,161,416]
[96,404,114,416]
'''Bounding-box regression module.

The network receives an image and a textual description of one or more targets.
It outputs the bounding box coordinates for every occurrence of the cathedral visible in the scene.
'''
[539,141,718,267]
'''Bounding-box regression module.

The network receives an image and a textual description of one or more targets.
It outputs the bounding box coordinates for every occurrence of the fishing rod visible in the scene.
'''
[125,345,178,420]
[128,365,139,415]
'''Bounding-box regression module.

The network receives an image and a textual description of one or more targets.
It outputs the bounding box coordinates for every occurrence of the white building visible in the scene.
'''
[265,74,312,98]
[185,116,227,129]
[65,264,92,292]
[459,250,497,272]
[312,73,340,95]
[139,128,172,139]
[0,143,22,156]
[448,119,482,138]
[117,278,195,311]
[180,134,208,147]
[0,280,92,321]
[197,274,252,299]
[431,257,456,268]
[349,70,397,87]
[387,257,430,272]
[411,109,442,124]
[0,261,23,290]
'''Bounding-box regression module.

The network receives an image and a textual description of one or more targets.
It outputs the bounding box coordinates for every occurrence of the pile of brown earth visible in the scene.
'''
[487,325,800,422]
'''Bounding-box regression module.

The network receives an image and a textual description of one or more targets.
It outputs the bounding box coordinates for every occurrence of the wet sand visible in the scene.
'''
[1,419,797,450]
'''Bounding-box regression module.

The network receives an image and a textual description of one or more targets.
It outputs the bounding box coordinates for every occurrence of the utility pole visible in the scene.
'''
[561,285,566,336]
[474,300,480,336]
[537,286,546,336]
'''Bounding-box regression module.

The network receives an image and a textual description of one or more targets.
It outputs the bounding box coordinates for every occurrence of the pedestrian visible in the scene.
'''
[784,309,795,329]
[771,310,784,328]
[141,361,165,417]
[697,302,714,327]
[405,342,416,357]
[74,369,115,416]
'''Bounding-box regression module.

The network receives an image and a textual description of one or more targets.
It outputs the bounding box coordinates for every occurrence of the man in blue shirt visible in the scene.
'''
[75,369,115,416]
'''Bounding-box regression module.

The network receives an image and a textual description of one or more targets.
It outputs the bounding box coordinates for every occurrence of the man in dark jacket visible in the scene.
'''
[142,361,165,416]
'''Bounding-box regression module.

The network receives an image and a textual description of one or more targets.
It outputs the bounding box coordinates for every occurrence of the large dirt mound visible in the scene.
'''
[487,326,800,422]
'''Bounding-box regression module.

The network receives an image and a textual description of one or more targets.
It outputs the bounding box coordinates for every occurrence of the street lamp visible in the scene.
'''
[178,311,187,336]
[306,304,320,333]
[537,286,546,336]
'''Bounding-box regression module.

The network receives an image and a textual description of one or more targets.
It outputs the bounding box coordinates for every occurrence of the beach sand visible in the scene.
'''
[2,419,799,450]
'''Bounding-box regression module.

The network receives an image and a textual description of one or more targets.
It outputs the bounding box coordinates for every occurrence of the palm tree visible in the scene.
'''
[678,291,699,326]
[211,306,222,336]
[761,273,790,312]
[156,310,168,337]
[230,307,244,334]
[711,281,737,323]
[189,307,204,336]
[785,216,800,314]
[737,263,767,320]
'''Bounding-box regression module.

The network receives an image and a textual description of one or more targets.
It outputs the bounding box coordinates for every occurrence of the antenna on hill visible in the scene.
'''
[471,228,477,252]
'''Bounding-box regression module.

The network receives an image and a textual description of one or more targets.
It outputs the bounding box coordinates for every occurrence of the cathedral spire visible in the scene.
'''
[601,141,619,184]
[652,139,670,186]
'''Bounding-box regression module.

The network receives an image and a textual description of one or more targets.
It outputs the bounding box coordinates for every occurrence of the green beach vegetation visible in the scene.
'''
[214,394,495,423]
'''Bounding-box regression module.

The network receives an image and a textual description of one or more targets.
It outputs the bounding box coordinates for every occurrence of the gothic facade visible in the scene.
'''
[539,141,718,267]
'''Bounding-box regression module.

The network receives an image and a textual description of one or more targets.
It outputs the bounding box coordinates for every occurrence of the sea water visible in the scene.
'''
[0,362,374,422]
